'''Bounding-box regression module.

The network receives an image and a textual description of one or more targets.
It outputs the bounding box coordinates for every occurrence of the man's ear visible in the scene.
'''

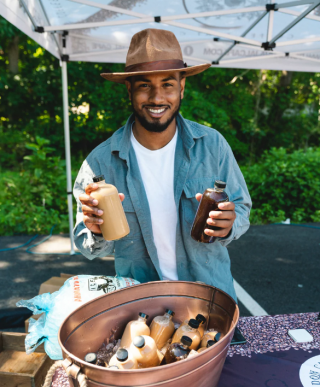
[180,76,186,100]
[125,79,132,101]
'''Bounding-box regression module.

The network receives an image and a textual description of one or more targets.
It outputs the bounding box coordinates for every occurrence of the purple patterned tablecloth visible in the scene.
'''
[219,312,320,387]
[52,312,320,387]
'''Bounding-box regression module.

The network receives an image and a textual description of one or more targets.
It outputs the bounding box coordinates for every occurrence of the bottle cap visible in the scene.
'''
[133,335,145,348]
[188,319,200,329]
[166,309,175,317]
[181,336,192,347]
[207,340,215,347]
[214,332,222,342]
[214,180,226,189]
[84,352,97,364]
[93,175,105,182]
[196,314,206,325]
[139,312,149,319]
[108,365,119,369]
[116,348,128,362]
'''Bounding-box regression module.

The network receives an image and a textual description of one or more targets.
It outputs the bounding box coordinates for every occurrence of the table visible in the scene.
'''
[52,312,320,387]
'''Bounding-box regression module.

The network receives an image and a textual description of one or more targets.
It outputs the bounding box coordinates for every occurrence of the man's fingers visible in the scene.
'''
[218,201,235,211]
[195,193,202,202]
[204,228,230,238]
[79,193,98,206]
[209,210,236,220]
[82,205,103,216]
[85,183,99,195]
[83,215,104,225]
[206,219,231,229]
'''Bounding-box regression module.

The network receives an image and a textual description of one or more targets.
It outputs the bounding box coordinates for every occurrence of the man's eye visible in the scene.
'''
[139,84,149,88]
[164,83,173,87]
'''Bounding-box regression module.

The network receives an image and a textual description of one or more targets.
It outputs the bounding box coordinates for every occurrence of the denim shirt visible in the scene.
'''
[73,113,252,301]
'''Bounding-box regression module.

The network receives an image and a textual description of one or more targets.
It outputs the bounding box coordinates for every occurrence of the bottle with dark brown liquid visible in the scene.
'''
[191,180,229,243]
[164,336,192,364]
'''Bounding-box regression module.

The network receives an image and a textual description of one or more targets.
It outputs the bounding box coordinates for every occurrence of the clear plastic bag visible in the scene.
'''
[17,275,139,360]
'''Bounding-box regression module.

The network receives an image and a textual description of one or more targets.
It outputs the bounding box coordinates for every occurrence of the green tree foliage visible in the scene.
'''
[242,147,320,224]
[0,136,69,235]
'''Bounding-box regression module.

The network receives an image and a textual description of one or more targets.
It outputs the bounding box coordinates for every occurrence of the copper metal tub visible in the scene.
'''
[58,281,239,387]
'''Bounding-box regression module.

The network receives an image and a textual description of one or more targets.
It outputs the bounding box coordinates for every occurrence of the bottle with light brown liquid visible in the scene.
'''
[179,314,206,339]
[197,339,215,353]
[90,175,130,241]
[172,319,201,350]
[129,335,160,368]
[200,331,221,348]
[109,348,138,370]
[191,180,229,243]
[120,313,150,348]
[164,336,192,364]
[150,309,175,350]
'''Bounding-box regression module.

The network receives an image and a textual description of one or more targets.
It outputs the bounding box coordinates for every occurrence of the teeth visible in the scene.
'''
[148,108,165,113]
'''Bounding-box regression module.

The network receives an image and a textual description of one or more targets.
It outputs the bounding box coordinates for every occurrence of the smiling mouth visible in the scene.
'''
[145,106,169,118]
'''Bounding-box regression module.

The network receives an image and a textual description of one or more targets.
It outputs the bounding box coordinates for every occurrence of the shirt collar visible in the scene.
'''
[110,113,207,160]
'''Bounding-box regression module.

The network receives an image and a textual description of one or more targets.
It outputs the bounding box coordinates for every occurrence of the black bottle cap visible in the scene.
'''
[133,335,145,348]
[116,348,128,362]
[196,314,206,324]
[139,312,149,319]
[207,340,215,347]
[108,365,119,369]
[93,175,105,182]
[188,319,200,329]
[84,352,97,364]
[214,332,222,342]
[166,309,175,316]
[214,180,226,189]
[181,336,192,347]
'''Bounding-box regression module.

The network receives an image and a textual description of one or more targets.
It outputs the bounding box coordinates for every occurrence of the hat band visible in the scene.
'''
[125,59,187,73]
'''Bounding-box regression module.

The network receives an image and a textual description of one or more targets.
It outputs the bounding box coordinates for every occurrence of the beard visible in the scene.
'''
[131,98,181,133]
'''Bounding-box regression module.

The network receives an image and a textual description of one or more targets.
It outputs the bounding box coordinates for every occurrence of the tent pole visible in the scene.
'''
[61,58,76,255]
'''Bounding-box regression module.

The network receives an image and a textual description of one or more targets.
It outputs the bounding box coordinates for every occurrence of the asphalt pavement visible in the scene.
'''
[0,223,319,330]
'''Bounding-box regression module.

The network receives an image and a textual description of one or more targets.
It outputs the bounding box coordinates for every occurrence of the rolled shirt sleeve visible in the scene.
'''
[217,139,252,247]
[73,159,115,259]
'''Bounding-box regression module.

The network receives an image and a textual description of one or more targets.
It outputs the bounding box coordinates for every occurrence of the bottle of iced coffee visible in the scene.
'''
[172,319,201,350]
[200,331,221,348]
[150,309,175,349]
[164,336,192,364]
[180,314,206,339]
[197,339,215,353]
[191,180,229,243]
[129,335,160,368]
[90,175,130,241]
[109,348,138,370]
[120,313,150,348]
[84,352,97,364]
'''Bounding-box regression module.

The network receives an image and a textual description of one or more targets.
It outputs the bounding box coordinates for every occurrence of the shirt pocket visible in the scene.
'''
[182,177,217,227]
[121,196,143,241]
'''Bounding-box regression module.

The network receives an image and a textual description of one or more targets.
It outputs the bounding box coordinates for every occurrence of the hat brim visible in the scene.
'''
[100,63,211,84]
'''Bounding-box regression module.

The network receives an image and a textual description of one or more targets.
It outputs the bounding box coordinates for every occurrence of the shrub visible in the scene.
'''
[0,136,70,235]
[242,147,320,224]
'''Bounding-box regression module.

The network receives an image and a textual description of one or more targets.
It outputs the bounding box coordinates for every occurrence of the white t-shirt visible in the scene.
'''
[130,127,178,281]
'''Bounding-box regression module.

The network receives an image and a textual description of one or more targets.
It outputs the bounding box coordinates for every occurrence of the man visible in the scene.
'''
[73,29,251,301]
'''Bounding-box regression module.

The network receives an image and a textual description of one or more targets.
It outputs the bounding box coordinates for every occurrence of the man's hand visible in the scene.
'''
[79,183,125,235]
[195,193,236,238]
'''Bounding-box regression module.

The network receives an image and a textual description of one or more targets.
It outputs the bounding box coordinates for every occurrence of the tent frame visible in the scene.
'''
[18,0,320,254]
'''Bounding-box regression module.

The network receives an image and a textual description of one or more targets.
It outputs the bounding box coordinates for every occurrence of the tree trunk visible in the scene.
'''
[8,35,19,74]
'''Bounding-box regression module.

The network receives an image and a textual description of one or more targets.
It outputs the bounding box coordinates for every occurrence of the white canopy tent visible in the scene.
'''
[1,0,319,253]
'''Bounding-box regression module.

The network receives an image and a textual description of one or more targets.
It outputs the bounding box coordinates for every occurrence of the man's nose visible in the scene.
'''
[148,86,165,105]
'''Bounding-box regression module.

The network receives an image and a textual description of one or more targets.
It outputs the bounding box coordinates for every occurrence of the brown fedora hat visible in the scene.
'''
[100,29,211,84]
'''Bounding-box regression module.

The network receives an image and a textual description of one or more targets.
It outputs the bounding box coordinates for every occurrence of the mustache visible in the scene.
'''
[143,105,170,108]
